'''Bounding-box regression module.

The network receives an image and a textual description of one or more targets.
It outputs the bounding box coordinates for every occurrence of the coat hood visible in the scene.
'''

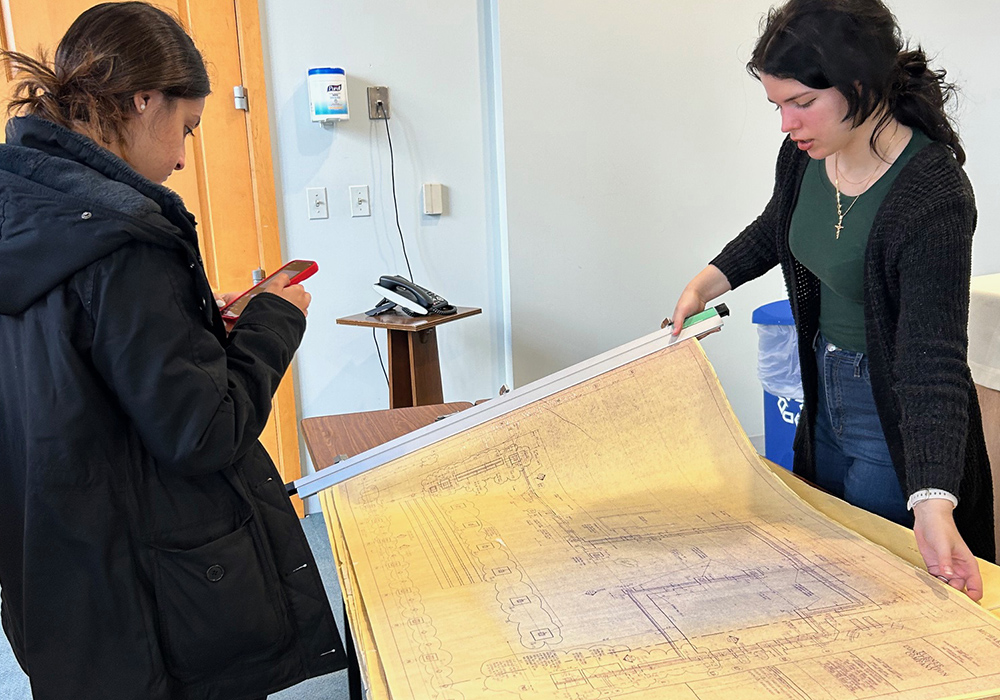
[0,116,197,315]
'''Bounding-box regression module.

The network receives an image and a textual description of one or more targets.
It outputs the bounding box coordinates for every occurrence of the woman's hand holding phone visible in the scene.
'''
[214,291,240,308]
[214,291,240,333]
[216,276,311,334]
[219,260,318,323]
[263,273,311,317]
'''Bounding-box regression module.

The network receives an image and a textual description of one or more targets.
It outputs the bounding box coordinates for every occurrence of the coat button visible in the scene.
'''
[206,565,225,582]
[81,211,92,220]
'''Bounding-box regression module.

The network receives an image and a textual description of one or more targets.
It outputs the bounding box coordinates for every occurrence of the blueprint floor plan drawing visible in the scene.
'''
[322,339,1000,699]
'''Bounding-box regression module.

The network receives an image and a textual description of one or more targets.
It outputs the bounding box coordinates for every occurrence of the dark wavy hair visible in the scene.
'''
[2,2,210,148]
[747,0,965,165]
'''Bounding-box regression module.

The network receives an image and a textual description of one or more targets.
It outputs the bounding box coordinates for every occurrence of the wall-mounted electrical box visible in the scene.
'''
[423,183,444,215]
[308,67,349,122]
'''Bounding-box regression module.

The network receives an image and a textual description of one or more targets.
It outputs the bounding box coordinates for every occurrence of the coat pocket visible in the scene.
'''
[152,517,289,677]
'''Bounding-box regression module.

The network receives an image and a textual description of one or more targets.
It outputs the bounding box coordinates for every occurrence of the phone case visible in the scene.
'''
[220,260,318,321]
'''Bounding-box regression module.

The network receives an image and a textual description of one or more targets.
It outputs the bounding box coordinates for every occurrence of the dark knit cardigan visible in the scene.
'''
[712,136,995,561]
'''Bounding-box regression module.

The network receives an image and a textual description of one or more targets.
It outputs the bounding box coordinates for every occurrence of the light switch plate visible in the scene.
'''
[350,185,371,217]
[306,187,328,220]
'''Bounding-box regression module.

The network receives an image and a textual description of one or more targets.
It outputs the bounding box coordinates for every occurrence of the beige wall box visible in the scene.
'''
[422,183,444,215]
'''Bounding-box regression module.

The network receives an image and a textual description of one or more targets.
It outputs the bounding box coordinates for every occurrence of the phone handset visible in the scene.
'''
[369,275,456,317]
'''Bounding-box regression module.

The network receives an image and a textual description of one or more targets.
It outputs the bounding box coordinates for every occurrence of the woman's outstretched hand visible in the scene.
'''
[662,264,732,336]
[663,287,709,335]
[913,498,983,602]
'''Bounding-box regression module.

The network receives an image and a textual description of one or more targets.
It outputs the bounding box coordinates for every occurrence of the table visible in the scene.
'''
[970,274,1000,391]
[970,273,1000,561]
[301,403,473,699]
[301,403,1000,698]
[337,307,481,408]
[301,403,473,472]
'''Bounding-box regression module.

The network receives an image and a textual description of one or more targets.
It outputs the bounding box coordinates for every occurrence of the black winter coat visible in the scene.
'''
[0,116,346,699]
[712,136,994,561]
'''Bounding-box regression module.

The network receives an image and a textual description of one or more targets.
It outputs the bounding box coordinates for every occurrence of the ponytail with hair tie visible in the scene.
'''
[897,50,928,82]
[0,2,208,149]
[889,47,964,164]
[892,49,935,102]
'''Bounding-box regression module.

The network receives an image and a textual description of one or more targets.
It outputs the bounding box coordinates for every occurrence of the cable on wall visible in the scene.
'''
[371,99,412,395]
[376,100,414,284]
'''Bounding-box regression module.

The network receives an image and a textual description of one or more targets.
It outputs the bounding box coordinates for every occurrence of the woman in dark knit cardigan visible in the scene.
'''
[667,0,994,601]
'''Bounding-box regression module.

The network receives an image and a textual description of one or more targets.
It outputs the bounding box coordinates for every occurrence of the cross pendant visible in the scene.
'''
[834,222,843,240]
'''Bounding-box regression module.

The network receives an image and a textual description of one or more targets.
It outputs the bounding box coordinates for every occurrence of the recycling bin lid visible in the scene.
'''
[751,299,794,326]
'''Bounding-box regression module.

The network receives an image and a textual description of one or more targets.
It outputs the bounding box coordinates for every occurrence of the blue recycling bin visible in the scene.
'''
[752,300,802,470]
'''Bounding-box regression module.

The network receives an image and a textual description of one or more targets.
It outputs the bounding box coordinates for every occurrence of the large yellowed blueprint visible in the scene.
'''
[324,341,1000,699]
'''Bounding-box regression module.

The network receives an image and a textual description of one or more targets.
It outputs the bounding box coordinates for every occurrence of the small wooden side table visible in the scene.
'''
[336,306,481,408]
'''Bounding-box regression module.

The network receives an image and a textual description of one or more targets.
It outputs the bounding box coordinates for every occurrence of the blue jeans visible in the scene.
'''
[813,335,913,527]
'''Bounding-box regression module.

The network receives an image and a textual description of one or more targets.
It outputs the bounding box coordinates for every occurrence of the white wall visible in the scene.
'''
[495,0,1000,441]
[258,0,508,509]
[892,3,1000,276]
[495,0,788,436]
[257,0,1000,499]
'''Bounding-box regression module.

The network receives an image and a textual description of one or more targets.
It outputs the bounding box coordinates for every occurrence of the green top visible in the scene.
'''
[789,129,932,352]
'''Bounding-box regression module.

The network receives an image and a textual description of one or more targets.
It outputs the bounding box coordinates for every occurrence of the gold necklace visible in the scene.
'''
[833,152,880,240]
[836,161,881,185]
[832,129,907,238]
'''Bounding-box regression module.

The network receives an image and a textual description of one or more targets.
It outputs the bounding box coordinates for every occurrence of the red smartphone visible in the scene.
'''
[220,259,318,321]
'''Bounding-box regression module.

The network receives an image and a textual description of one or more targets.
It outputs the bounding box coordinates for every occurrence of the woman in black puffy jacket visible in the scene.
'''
[0,4,344,698]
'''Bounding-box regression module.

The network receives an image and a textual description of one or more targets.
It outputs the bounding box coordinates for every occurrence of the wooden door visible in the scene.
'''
[0,1,205,213]
[0,0,305,514]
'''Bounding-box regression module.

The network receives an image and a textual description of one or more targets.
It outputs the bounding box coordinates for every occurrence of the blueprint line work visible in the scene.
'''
[323,341,1000,700]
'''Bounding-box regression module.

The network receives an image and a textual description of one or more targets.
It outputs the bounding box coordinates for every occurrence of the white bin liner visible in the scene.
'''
[756,324,803,401]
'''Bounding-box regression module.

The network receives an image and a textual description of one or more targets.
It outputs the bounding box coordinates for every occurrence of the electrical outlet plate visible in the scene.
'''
[306,187,328,220]
[367,86,389,119]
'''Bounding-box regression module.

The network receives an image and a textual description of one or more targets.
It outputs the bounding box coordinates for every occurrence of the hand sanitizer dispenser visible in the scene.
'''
[308,67,349,122]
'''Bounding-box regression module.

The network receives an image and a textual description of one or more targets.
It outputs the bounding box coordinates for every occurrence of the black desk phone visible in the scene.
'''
[368,275,456,317]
